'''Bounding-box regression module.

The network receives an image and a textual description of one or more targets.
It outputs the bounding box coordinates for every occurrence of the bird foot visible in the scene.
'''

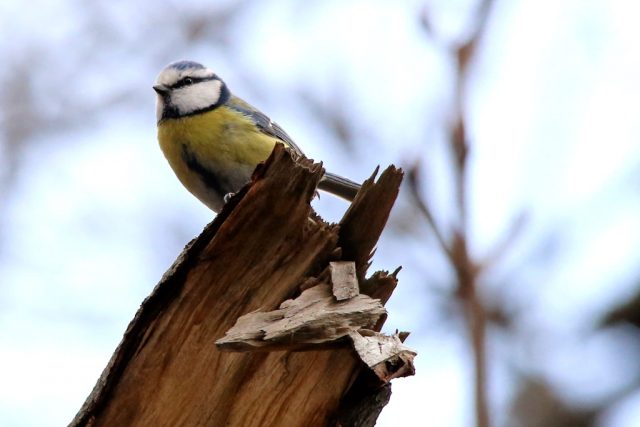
[223,192,236,203]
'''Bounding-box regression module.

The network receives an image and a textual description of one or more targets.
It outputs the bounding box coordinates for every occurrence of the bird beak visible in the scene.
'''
[153,84,169,95]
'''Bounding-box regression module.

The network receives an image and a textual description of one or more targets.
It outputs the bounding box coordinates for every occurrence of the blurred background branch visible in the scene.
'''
[410,2,497,426]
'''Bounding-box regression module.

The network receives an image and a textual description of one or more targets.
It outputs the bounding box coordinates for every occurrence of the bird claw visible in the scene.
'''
[223,192,235,203]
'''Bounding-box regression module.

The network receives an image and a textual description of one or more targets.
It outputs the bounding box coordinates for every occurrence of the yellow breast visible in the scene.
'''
[157,107,279,211]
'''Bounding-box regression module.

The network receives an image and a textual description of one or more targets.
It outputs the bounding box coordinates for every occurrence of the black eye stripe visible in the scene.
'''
[170,75,218,89]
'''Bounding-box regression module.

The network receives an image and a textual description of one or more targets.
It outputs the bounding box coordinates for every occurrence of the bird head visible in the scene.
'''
[153,60,229,123]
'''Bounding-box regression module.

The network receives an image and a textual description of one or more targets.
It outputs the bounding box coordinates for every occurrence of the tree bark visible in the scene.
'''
[71,145,406,427]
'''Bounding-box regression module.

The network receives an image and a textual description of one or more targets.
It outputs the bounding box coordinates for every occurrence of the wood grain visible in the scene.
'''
[71,145,404,427]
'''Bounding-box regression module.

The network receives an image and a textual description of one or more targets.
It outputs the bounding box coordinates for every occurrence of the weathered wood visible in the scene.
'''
[216,284,385,351]
[338,167,403,281]
[349,331,417,382]
[216,262,416,385]
[337,383,392,427]
[71,145,407,427]
[330,261,359,301]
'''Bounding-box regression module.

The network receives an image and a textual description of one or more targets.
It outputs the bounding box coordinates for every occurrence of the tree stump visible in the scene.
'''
[71,145,413,427]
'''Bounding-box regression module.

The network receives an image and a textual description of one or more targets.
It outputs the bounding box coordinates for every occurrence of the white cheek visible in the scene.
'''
[172,80,222,115]
[156,95,165,122]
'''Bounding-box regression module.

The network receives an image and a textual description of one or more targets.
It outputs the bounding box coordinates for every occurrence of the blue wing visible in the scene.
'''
[226,95,306,156]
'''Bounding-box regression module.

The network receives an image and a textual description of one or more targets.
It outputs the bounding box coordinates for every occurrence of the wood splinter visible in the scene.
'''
[330,261,359,300]
[217,259,417,382]
[216,283,386,351]
[349,330,417,382]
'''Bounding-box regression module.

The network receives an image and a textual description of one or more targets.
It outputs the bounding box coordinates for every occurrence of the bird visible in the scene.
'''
[153,60,361,213]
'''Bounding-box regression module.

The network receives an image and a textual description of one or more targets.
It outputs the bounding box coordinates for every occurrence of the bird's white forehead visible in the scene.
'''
[155,66,215,87]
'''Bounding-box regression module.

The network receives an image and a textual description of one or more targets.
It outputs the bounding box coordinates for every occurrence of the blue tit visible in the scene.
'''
[153,60,361,213]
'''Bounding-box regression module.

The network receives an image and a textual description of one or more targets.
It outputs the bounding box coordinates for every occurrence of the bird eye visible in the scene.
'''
[183,77,194,85]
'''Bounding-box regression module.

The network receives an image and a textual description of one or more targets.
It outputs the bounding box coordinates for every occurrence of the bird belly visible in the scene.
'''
[157,108,278,212]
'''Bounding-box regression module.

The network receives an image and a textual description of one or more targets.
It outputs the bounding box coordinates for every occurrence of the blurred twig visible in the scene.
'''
[407,166,454,263]
[412,1,500,427]
[479,212,528,271]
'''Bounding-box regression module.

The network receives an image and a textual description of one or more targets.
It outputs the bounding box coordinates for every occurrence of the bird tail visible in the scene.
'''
[318,171,361,201]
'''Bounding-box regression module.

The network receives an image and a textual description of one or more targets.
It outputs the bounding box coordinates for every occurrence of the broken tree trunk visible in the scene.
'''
[71,144,411,427]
